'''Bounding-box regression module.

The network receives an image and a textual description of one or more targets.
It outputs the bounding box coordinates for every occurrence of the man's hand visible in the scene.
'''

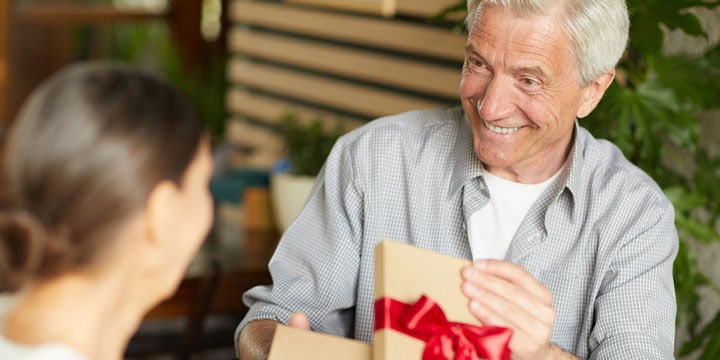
[237,312,311,360]
[461,259,576,360]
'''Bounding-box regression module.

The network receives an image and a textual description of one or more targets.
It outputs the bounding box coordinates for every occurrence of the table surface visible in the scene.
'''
[187,223,279,277]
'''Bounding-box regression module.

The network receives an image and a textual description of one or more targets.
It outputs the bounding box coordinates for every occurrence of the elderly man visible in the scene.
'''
[236,0,678,358]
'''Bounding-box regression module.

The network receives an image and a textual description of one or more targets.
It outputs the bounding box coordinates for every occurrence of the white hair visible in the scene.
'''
[465,0,629,86]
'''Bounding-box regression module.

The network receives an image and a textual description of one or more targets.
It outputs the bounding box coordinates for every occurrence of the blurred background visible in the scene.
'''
[0,0,227,136]
[0,1,241,359]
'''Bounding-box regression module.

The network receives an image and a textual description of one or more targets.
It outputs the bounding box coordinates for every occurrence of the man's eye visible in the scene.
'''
[520,77,541,90]
[465,57,487,72]
[472,59,483,67]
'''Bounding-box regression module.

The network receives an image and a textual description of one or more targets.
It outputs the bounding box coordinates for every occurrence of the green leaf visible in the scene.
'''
[693,151,720,219]
[653,55,720,110]
[661,12,706,39]
[592,77,700,170]
[682,311,720,358]
[630,12,665,55]
[706,43,720,67]
[698,330,720,360]
[677,217,720,244]
[664,186,707,212]
[590,83,636,156]
[278,113,345,176]
[674,241,708,339]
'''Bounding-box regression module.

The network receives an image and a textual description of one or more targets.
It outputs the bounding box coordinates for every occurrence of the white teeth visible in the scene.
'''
[484,121,518,134]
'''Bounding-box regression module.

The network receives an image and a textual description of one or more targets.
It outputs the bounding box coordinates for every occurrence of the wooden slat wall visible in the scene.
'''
[227,0,465,169]
[286,0,462,18]
[228,29,460,98]
[396,0,461,17]
[226,89,365,130]
[228,1,465,61]
[286,0,394,17]
[227,60,450,118]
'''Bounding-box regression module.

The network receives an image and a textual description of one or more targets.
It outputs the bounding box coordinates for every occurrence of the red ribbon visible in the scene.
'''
[374,295,512,360]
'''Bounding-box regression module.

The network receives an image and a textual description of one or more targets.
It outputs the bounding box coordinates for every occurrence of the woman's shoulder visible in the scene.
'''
[0,335,87,360]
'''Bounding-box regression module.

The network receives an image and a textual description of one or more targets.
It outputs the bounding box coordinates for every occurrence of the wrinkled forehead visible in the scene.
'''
[467,5,580,82]
[469,3,564,43]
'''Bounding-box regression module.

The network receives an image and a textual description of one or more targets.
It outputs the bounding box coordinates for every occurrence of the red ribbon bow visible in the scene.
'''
[374,295,512,360]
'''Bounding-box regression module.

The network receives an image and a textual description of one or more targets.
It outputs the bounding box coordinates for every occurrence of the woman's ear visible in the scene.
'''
[577,69,615,119]
[130,180,185,304]
[144,180,179,251]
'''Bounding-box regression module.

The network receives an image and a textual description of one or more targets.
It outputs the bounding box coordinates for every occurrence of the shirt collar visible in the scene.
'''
[557,121,584,221]
[449,113,484,197]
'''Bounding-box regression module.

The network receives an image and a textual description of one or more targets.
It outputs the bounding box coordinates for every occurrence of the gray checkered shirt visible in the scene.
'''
[238,107,678,358]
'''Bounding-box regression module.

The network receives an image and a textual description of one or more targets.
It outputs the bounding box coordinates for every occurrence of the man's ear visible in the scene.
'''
[577,69,615,119]
[144,180,178,250]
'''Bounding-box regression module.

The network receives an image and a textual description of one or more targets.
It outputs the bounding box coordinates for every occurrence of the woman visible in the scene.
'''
[0,62,213,359]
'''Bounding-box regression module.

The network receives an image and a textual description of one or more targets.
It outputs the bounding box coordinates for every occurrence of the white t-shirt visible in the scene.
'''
[468,168,560,260]
[0,336,87,360]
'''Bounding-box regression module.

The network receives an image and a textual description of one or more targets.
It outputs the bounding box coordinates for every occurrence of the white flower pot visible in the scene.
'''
[270,173,317,233]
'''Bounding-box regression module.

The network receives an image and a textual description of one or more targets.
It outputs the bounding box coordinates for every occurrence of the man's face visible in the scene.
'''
[460,5,594,183]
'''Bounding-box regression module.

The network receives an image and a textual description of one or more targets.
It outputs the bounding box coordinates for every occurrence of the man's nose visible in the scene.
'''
[477,77,514,121]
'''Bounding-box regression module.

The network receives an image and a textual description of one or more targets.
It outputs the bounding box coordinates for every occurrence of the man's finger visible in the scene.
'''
[288,312,310,330]
[464,280,554,336]
[463,266,553,311]
[471,259,552,301]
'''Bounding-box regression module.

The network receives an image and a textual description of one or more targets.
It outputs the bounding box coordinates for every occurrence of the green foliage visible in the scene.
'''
[437,0,720,357]
[680,310,720,359]
[107,22,227,139]
[601,5,720,356]
[155,37,227,139]
[277,112,344,177]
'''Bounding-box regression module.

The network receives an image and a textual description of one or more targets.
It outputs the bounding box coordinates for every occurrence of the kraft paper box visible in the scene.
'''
[268,324,371,360]
[373,240,491,360]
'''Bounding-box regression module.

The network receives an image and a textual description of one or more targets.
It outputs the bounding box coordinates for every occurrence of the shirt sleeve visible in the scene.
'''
[235,134,365,342]
[589,196,678,359]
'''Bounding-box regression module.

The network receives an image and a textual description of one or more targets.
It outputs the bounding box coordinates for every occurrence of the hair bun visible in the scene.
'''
[0,208,44,292]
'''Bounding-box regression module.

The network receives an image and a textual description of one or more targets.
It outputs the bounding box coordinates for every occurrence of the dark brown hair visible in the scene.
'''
[0,62,205,292]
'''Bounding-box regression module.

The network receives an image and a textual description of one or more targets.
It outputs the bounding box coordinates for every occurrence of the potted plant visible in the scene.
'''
[271,112,345,233]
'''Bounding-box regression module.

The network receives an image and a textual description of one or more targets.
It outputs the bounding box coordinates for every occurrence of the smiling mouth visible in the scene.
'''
[484,121,519,134]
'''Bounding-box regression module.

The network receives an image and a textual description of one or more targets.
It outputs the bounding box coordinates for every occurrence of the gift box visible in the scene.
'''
[373,240,512,360]
[268,324,371,360]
